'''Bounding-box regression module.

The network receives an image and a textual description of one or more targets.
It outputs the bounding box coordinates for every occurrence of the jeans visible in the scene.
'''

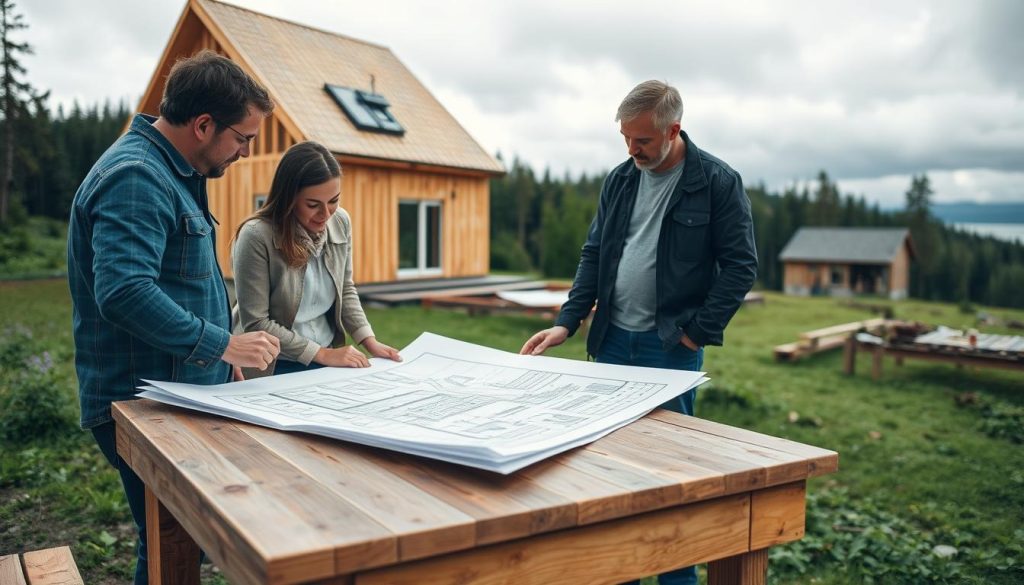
[92,422,149,585]
[597,324,701,585]
[273,359,325,375]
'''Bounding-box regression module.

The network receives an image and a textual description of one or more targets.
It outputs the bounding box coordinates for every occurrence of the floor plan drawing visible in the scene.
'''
[139,333,707,473]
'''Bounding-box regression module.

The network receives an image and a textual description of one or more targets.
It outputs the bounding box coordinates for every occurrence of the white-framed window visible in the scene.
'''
[398,200,442,278]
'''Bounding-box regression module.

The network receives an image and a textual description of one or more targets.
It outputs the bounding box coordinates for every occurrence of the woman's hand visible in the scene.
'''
[361,337,403,362]
[314,345,370,368]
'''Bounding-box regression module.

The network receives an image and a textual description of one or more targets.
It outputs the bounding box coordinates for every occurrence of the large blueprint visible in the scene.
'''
[139,333,707,473]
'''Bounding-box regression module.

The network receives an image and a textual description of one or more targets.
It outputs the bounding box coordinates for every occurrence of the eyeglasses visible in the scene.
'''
[212,117,257,147]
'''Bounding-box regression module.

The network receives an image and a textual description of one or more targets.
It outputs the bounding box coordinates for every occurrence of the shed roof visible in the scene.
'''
[162,0,504,174]
[779,227,912,264]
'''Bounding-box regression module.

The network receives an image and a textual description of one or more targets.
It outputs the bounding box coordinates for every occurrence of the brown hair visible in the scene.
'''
[235,141,342,267]
[160,50,274,127]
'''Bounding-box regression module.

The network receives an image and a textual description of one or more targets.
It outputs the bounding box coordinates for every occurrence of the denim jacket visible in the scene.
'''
[555,131,757,356]
[68,114,232,429]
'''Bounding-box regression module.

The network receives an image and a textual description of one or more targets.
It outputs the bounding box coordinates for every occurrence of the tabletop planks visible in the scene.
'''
[113,399,839,584]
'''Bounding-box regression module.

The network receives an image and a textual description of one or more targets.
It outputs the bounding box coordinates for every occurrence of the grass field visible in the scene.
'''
[1,279,1022,584]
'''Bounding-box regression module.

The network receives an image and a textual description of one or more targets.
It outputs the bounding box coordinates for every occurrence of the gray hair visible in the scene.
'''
[615,80,683,130]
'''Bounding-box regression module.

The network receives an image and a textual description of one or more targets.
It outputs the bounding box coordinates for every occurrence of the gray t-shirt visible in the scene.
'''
[609,159,685,331]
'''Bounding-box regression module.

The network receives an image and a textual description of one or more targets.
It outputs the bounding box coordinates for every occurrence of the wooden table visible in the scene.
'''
[843,337,1024,380]
[113,400,838,585]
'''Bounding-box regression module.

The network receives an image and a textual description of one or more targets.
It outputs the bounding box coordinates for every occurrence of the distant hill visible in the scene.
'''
[932,202,1024,224]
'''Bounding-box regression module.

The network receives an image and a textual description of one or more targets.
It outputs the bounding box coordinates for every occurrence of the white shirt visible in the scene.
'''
[292,248,335,348]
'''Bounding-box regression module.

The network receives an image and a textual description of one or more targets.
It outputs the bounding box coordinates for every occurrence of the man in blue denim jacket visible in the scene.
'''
[521,80,757,585]
[67,51,281,584]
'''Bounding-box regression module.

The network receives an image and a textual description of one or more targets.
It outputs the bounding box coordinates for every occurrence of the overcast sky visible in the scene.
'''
[21,0,1024,208]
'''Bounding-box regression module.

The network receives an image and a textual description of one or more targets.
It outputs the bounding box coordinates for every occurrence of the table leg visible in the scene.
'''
[707,548,768,585]
[145,486,200,585]
[871,346,884,381]
[842,336,856,375]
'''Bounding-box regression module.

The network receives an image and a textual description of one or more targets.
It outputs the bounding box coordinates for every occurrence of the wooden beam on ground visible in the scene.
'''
[20,547,83,585]
[0,554,27,585]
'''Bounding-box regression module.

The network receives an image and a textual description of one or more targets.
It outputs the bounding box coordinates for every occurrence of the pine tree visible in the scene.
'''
[0,0,46,224]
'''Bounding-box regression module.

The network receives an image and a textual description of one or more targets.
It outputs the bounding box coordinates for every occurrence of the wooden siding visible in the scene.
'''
[783,262,822,292]
[138,17,225,118]
[211,160,490,284]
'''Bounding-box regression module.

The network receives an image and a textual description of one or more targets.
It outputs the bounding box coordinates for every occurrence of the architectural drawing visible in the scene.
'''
[139,333,707,473]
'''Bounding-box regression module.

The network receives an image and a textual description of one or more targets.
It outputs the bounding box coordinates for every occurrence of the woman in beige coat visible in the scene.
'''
[232,141,400,375]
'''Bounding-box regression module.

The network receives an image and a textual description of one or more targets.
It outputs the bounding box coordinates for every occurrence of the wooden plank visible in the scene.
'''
[646,411,839,477]
[176,415,399,577]
[799,334,849,354]
[0,554,27,585]
[707,548,768,585]
[800,318,887,342]
[629,418,813,487]
[859,343,1024,374]
[621,418,766,492]
[350,449,577,546]
[586,424,727,503]
[147,489,200,585]
[773,342,803,362]
[113,401,396,584]
[240,425,477,563]
[513,452,639,526]
[353,494,752,585]
[750,481,806,549]
[115,419,133,467]
[550,447,684,519]
[373,280,547,303]
[20,547,83,585]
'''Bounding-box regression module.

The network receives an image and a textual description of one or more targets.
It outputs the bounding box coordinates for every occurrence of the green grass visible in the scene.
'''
[1,279,1022,584]
[0,218,68,279]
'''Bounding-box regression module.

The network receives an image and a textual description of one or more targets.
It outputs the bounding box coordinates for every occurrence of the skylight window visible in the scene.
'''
[324,84,405,136]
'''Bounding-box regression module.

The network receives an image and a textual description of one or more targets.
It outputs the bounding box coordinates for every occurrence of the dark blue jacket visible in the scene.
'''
[555,132,757,355]
[68,114,232,429]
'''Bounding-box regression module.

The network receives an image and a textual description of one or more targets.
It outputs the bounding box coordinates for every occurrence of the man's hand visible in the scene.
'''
[520,326,569,356]
[232,366,245,382]
[315,345,370,368]
[223,331,280,370]
[680,334,699,351]
[361,337,402,362]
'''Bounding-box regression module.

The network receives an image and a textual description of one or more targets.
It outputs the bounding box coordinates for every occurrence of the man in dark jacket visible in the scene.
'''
[520,80,757,585]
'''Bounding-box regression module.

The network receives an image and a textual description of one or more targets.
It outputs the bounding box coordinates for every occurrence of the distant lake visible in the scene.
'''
[950,223,1024,243]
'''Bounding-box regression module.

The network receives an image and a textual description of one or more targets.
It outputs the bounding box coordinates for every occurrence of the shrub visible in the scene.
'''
[490,231,534,272]
[0,217,68,277]
[0,327,76,443]
[0,325,40,370]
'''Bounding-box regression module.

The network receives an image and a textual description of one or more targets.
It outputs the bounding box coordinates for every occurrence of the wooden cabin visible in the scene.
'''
[135,0,504,283]
[778,228,915,300]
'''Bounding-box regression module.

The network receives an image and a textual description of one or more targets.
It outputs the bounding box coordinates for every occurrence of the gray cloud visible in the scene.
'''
[19,0,1024,204]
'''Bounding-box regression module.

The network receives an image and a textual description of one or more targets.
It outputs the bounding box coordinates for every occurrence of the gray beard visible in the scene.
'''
[634,140,672,170]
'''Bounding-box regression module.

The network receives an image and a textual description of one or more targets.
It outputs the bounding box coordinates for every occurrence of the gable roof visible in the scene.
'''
[779,227,913,264]
[147,0,504,175]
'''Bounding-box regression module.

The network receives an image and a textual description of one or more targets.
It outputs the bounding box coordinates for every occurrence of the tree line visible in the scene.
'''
[4,101,1023,309]
[491,158,1024,309]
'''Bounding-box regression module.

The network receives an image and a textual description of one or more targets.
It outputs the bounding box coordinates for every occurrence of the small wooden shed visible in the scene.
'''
[778,228,915,300]
[136,0,504,283]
